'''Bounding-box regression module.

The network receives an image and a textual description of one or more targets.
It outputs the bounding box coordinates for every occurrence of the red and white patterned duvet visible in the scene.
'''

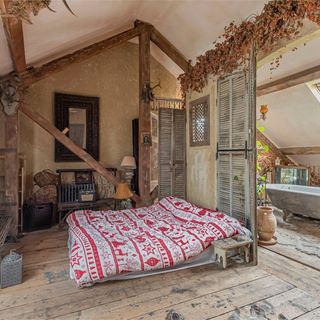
[67,197,249,287]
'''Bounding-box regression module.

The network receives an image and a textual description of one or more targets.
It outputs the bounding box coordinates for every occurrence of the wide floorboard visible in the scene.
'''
[0,227,319,320]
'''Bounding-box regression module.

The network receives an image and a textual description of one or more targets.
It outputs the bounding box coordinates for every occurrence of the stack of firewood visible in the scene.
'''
[32,170,58,204]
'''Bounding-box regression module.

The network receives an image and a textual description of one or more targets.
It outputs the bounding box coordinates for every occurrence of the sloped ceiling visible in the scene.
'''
[257,81,320,168]
[1,0,267,76]
[257,36,320,168]
[1,0,320,168]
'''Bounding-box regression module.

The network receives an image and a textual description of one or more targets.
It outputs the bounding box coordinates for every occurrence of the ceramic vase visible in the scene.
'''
[257,206,277,241]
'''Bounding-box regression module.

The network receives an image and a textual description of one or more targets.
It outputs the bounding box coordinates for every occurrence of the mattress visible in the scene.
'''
[67,196,250,287]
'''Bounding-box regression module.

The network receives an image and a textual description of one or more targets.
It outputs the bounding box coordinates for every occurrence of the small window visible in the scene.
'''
[189,95,210,146]
[307,80,320,103]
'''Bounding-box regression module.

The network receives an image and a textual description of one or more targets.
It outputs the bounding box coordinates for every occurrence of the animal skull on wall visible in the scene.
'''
[0,77,21,116]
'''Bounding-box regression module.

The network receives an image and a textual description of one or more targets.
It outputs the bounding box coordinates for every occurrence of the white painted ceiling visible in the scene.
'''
[257,34,320,169]
[1,0,267,76]
[257,80,320,168]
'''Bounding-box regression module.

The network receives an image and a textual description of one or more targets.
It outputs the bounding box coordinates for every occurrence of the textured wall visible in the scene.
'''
[186,79,217,209]
[16,42,178,190]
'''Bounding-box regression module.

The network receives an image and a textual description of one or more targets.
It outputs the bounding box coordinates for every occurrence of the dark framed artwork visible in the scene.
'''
[54,93,99,162]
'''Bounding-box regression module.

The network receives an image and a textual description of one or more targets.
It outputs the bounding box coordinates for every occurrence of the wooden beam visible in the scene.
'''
[19,104,141,203]
[279,146,320,156]
[257,65,320,96]
[257,28,320,69]
[150,26,190,73]
[23,25,145,86]
[0,0,26,74]
[4,113,19,236]
[138,26,152,205]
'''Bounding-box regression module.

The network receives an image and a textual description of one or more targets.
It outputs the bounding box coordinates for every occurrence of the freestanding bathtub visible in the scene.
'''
[266,184,320,220]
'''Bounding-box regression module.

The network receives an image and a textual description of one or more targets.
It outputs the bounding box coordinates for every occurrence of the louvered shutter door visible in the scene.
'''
[217,72,254,226]
[159,109,186,200]
[159,109,173,199]
[173,110,186,199]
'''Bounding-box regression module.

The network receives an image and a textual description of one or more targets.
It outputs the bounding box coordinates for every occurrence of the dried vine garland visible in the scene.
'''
[178,0,320,100]
[3,0,74,23]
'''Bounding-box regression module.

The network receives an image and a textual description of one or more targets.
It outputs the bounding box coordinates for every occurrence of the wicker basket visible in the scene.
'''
[33,185,57,204]
[0,250,23,288]
[34,170,58,187]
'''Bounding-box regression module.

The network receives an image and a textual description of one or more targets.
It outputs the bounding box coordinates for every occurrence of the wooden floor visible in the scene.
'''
[0,224,319,320]
[262,209,320,271]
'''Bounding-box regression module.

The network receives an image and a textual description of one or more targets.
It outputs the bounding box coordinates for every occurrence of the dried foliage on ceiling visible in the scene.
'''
[179,0,320,100]
[4,0,74,23]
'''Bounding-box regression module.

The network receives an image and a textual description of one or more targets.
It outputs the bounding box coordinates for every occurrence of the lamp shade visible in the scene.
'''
[120,156,136,169]
[113,182,133,200]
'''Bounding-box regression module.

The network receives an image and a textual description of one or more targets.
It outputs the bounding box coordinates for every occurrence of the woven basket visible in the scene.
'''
[0,250,23,288]
[33,185,57,204]
[34,170,58,187]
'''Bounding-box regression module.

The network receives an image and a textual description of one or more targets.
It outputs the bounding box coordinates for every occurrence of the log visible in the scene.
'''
[22,25,145,86]
[19,104,141,203]
[150,26,190,73]
[257,64,320,97]
[0,0,26,74]
[138,27,152,205]
[279,146,320,155]
[4,113,19,236]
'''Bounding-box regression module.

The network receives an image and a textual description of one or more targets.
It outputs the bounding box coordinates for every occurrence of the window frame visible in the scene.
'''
[189,95,210,147]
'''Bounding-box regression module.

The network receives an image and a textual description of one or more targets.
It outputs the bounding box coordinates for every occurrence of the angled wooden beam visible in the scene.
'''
[19,104,141,203]
[138,26,152,205]
[0,0,26,74]
[150,26,190,73]
[279,146,320,156]
[257,28,320,69]
[257,64,320,97]
[23,24,145,86]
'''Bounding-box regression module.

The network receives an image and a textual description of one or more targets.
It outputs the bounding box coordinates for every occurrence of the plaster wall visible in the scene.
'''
[15,42,178,190]
[186,79,217,209]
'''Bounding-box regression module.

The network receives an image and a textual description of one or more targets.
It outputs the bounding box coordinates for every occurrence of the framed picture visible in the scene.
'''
[54,93,99,162]
[141,132,152,146]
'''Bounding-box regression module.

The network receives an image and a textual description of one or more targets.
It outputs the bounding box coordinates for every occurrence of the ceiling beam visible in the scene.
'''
[257,64,320,97]
[257,28,320,69]
[0,0,26,74]
[23,24,146,86]
[279,146,320,156]
[150,26,190,73]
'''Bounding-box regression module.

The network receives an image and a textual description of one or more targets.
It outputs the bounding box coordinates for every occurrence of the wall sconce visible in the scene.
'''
[257,105,268,121]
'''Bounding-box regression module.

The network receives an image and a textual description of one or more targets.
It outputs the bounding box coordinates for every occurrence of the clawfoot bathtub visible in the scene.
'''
[266,184,320,220]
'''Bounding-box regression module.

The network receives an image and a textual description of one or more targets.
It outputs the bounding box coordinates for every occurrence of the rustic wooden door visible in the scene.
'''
[216,50,257,262]
[158,109,186,200]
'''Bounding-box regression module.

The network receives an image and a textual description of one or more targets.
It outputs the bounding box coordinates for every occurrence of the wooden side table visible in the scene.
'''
[213,235,253,269]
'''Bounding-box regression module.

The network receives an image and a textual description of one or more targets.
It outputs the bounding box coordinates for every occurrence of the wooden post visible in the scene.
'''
[138,27,152,205]
[4,113,19,237]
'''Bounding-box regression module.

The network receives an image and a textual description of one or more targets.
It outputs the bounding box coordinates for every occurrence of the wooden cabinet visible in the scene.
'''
[0,154,26,231]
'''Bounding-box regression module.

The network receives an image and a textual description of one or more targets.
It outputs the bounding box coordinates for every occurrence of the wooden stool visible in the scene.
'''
[213,235,253,269]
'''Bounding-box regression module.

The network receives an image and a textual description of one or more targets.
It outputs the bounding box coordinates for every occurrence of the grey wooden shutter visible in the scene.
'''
[217,70,255,226]
[159,109,186,199]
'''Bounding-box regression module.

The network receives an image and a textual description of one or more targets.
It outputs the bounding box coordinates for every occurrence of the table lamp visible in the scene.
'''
[120,156,136,187]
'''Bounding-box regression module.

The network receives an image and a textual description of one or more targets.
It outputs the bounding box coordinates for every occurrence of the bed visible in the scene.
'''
[67,196,250,287]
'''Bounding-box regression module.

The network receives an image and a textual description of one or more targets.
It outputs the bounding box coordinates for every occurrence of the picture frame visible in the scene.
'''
[141,132,152,146]
[54,93,99,162]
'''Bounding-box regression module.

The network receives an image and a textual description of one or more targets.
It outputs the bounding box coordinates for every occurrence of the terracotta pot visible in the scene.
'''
[257,206,277,241]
